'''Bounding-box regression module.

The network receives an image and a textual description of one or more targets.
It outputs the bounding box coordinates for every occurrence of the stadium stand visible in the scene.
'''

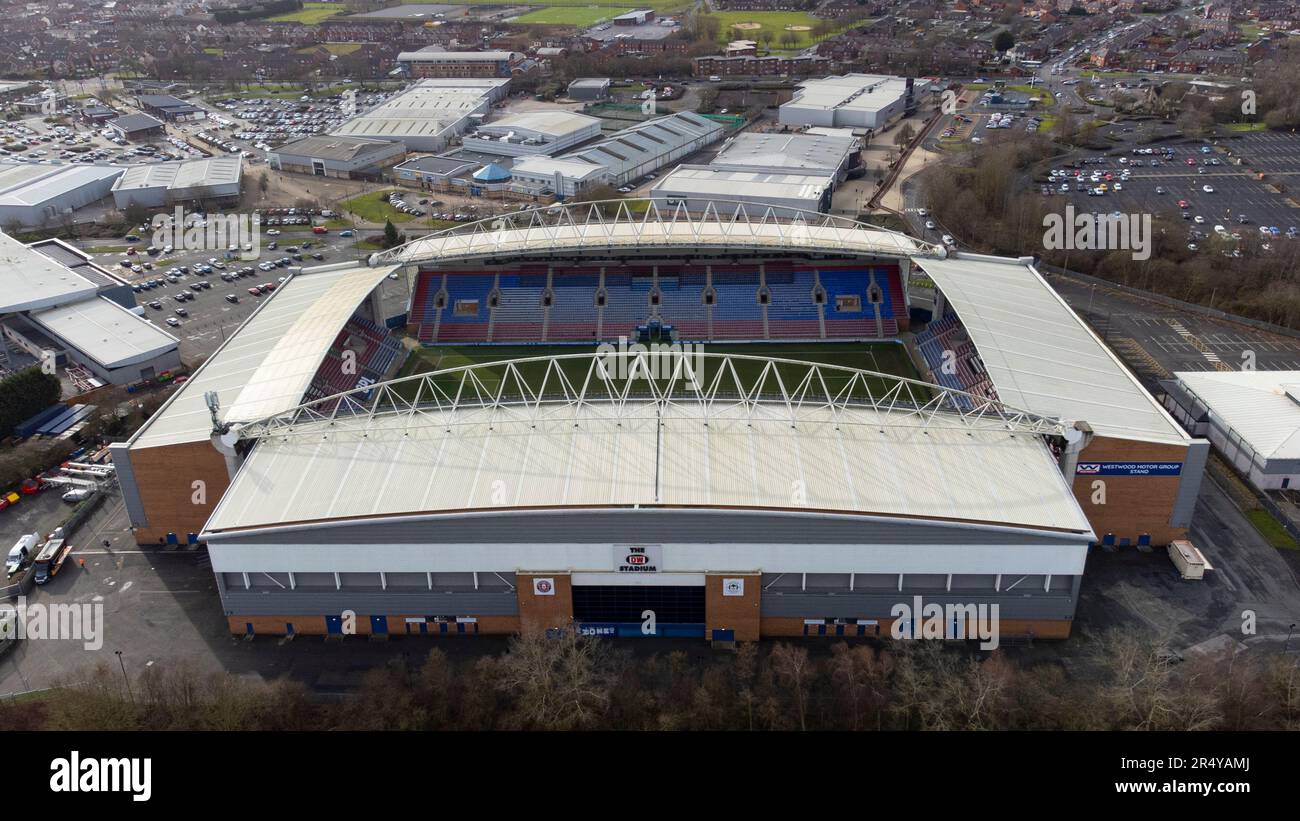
[303,314,408,404]
[913,312,998,407]
[409,261,908,343]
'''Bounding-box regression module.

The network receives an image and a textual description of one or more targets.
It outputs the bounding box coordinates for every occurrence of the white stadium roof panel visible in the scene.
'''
[222,265,396,422]
[914,254,1187,445]
[31,297,177,369]
[130,264,394,449]
[204,402,1092,536]
[1174,370,1300,460]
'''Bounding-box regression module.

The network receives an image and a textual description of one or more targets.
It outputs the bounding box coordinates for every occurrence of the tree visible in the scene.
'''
[382,219,400,249]
[894,122,917,150]
[0,367,62,438]
[495,627,612,730]
[994,30,1015,53]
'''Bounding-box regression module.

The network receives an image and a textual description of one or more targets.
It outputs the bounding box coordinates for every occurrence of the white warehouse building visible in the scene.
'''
[1161,370,1300,492]
[779,74,928,132]
[111,155,243,210]
[0,162,125,229]
[331,78,510,153]
[461,111,602,157]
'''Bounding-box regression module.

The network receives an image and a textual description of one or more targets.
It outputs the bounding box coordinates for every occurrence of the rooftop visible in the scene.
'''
[0,163,124,207]
[0,231,100,313]
[109,113,165,133]
[914,253,1189,445]
[274,135,405,162]
[30,296,177,369]
[651,165,832,203]
[713,131,857,173]
[785,74,916,115]
[1173,370,1300,461]
[111,155,242,193]
[129,264,396,449]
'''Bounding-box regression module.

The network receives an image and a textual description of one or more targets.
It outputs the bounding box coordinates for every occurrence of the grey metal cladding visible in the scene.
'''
[218,588,519,617]
[1170,439,1209,528]
[211,508,1087,547]
[110,442,148,528]
[760,591,1078,621]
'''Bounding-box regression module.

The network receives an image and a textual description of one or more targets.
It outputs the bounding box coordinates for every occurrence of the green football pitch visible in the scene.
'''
[390,341,925,403]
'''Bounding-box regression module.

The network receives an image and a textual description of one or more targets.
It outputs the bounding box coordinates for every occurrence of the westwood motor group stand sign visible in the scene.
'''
[1075,462,1183,477]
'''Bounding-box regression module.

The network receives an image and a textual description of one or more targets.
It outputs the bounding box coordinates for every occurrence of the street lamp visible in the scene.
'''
[114,650,135,705]
[1286,623,1296,654]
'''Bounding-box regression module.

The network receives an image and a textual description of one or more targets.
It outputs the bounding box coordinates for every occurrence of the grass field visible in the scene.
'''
[1246,509,1300,551]
[702,11,848,49]
[513,6,633,25]
[392,341,925,404]
[339,190,416,224]
[403,0,692,10]
[270,2,346,24]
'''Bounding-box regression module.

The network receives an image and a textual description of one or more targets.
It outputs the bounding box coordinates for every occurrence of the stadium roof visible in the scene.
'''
[30,296,177,369]
[205,390,1090,537]
[0,230,100,312]
[129,263,398,449]
[1173,370,1300,461]
[914,253,1188,445]
[371,199,938,266]
[111,156,241,194]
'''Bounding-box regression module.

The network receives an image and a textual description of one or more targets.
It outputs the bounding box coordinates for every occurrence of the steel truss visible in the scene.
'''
[234,352,1067,443]
[367,198,947,267]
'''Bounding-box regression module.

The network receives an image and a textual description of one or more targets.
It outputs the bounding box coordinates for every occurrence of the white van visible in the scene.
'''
[6,533,40,576]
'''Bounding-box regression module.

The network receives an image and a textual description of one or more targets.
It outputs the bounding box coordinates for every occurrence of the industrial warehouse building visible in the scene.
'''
[269,135,408,179]
[651,166,833,216]
[780,74,928,132]
[461,111,602,158]
[330,78,510,153]
[567,78,610,102]
[110,206,1208,642]
[560,111,723,186]
[134,93,205,122]
[110,155,242,209]
[0,233,179,385]
[0,162,125,229]
[649,131,858,216]
[1161,370,1300,491]
[396,49,525,79]
[508,156,610,198]
[108,113,167,142]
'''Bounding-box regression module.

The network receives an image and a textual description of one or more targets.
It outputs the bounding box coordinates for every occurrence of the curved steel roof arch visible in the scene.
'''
[367,198,948,267]
[232,351,1068,443]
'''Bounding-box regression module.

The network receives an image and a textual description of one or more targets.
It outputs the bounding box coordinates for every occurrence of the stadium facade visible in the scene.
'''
[111,202,1206,642]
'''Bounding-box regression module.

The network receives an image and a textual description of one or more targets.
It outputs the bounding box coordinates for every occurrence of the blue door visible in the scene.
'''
[325,615,343,635]
[370,615,388,635]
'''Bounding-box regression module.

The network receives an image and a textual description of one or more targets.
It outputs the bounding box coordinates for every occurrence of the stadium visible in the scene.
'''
[112,201,1207,642]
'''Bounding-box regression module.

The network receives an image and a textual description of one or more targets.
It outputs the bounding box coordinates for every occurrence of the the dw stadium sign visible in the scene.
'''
[615,544,663,573]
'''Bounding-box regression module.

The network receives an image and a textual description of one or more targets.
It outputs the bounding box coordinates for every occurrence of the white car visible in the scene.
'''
[924,220,936,230]
[1202,185,1214,193]
[1194,216,1205,224]
[917,208,928,217]
[941,234,956,247]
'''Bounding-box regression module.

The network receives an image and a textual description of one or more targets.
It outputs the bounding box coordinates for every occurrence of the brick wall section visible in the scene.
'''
[760,617,1073,640]
[226,615,520,636]
[129,440,232,545]
[515,573,573,634]
[1072,435,1190,546]
[705,574,761,641]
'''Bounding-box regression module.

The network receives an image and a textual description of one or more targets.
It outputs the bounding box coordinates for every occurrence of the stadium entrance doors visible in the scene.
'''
[572,584,705,638]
